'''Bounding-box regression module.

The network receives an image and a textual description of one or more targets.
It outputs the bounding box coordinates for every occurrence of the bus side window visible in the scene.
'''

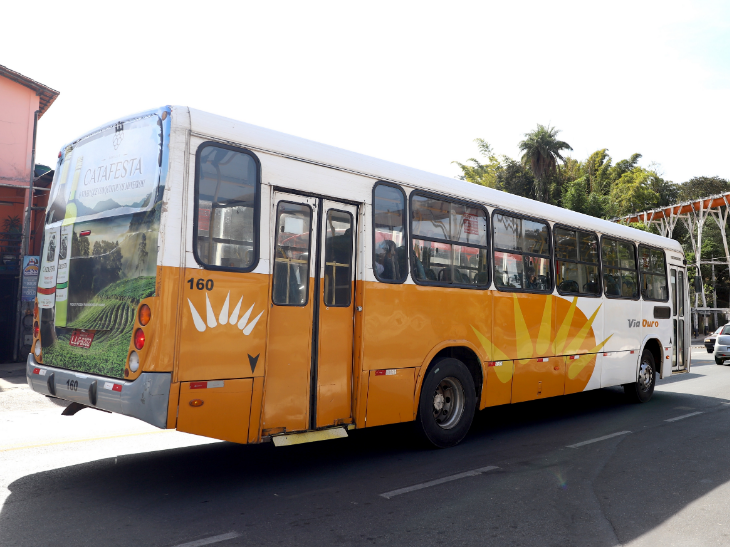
[554,226,600,296]
[194,143,259,271]
[601,237,638,299]
[372,182,408,283]
[639,245,669,301]
[492,212,551,292]
[410,193,489,287]
[272,202,312,306]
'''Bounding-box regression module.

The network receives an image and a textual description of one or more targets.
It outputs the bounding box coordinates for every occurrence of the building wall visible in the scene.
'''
[0,75,39,186]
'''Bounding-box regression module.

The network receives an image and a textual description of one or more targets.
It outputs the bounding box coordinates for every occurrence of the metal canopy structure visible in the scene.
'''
[618,192,730,332]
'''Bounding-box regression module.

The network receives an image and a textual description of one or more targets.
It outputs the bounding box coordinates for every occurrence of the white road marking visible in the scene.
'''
[379,466,498,499]
[665,411,704,422]
[172,532,240,547]
[567,431,631,448]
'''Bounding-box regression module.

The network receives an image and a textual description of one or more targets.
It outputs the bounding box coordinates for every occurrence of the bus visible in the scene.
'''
[27,106,690,448]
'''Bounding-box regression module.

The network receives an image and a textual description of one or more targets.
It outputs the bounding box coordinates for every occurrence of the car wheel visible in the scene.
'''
[624,349,656,403]
[716,357,724,366]
[416,358,476,448]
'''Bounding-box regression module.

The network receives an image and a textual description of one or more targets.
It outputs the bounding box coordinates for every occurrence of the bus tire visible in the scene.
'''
[624,349,656,403]
[416,358,476,448]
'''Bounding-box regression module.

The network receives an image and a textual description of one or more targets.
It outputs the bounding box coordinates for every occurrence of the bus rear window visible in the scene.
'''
[194,143,260,271]
[46,114,163,225]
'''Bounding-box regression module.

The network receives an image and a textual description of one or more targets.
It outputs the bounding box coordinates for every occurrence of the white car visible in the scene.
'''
[714,325,730,365]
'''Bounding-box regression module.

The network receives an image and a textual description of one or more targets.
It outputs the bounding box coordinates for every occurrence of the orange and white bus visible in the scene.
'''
[27,106,690,448]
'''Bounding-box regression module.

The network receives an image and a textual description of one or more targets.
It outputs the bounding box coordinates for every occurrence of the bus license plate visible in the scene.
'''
[69,330,95,349]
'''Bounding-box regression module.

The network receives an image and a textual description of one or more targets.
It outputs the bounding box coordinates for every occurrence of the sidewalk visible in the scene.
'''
[0,361,29,391]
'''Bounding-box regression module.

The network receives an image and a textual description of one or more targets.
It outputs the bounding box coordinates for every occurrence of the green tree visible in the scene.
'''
[518,124,573,202]
[678,176,730,202]
[452,139,502,188]
[496,158,535,200]
[608,168,660,217]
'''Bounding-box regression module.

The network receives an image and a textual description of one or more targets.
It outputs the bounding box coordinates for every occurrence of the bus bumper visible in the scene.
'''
[26,354,171,429]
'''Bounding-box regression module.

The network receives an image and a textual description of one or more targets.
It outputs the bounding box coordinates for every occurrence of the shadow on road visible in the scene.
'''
[2,376,729,546]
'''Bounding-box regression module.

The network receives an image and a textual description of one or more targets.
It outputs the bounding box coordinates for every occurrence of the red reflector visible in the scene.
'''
[630,351,635,354]
[133,328,145,350]
[374,370,386,376]
[80,230,91,237]
[58,151,62,158]
[112,384,122,392]
[554,366,560,370]
[34,321,39,337]
[603,353,609,356]
[33,367,40,375]
[190,381,208,389]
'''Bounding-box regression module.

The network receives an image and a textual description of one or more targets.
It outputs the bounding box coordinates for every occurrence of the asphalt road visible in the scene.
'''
[2,348,730,547]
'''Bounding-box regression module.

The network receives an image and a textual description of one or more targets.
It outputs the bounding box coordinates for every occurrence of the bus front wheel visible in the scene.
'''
[416,358,476,448]
[624,349,656,403]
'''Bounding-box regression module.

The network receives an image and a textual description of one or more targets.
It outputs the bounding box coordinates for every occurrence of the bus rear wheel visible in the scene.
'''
[624,349,656,403]
[416,358,476,448]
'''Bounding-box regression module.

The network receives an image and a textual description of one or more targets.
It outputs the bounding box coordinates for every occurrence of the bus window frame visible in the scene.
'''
[408,190,491,290]
[323,207,355,308]
[599,235,640,301]
[192,141,261,273]
[491,208,553,294]
[272,200,314,307]
[372,181,409,284]
[638,244,669,303]
[553,223,602,298]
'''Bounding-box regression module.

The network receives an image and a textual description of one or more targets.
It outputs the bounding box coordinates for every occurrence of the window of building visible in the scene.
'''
[492,212,551,292]
[554,227,600,296]
[601,238,638,298]
[639,245,668,301]
[194,143,259,271]
[373,182,408,283]
[410,193,489,287]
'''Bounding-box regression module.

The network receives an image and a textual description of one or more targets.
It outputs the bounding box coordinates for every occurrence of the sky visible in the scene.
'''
[3,0,729,185]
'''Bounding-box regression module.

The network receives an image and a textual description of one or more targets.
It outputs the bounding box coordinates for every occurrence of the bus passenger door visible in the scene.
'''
[674,268,688,372]
[315,200,357,428]
[262,193,318,434]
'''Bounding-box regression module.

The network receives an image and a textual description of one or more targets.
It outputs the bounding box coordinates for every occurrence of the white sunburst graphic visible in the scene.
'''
[187,292,264,335]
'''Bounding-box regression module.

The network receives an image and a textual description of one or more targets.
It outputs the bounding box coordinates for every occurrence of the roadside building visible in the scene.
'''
[0,64,59,362]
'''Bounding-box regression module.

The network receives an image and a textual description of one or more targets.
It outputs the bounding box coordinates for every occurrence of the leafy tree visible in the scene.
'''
[607,168,660,218]
[678,176,730,202]
[518,124,573,202]
[496,158,535,200]
[452,139,501,188]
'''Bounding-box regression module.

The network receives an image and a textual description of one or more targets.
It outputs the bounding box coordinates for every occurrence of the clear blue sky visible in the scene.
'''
[3,0,729,184]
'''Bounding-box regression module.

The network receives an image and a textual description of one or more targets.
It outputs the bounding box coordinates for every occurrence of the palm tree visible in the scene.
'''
[518,124,573,202]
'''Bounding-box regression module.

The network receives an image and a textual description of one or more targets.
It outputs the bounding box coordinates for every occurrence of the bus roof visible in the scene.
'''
[165,106,685,254]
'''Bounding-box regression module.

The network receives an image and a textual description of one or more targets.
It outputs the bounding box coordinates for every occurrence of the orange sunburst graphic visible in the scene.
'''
[471,295,612,392]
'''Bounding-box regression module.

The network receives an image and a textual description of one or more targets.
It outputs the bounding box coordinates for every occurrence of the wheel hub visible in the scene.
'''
[432,376,465,430]
[638,361,653,392]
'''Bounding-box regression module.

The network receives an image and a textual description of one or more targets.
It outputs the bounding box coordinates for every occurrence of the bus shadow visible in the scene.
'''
[2,385,730,546]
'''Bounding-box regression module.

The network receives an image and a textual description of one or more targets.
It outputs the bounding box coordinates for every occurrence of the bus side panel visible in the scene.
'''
[177,379,253,443]
[361,282,491,371]
[360,282,490,423]
[177,271,269,382]
[365,368,416,427]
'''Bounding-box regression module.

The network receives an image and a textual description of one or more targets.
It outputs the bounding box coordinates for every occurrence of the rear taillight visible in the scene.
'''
[33,321,39,338]
[138,304,151,326]
[134,328,145,350]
